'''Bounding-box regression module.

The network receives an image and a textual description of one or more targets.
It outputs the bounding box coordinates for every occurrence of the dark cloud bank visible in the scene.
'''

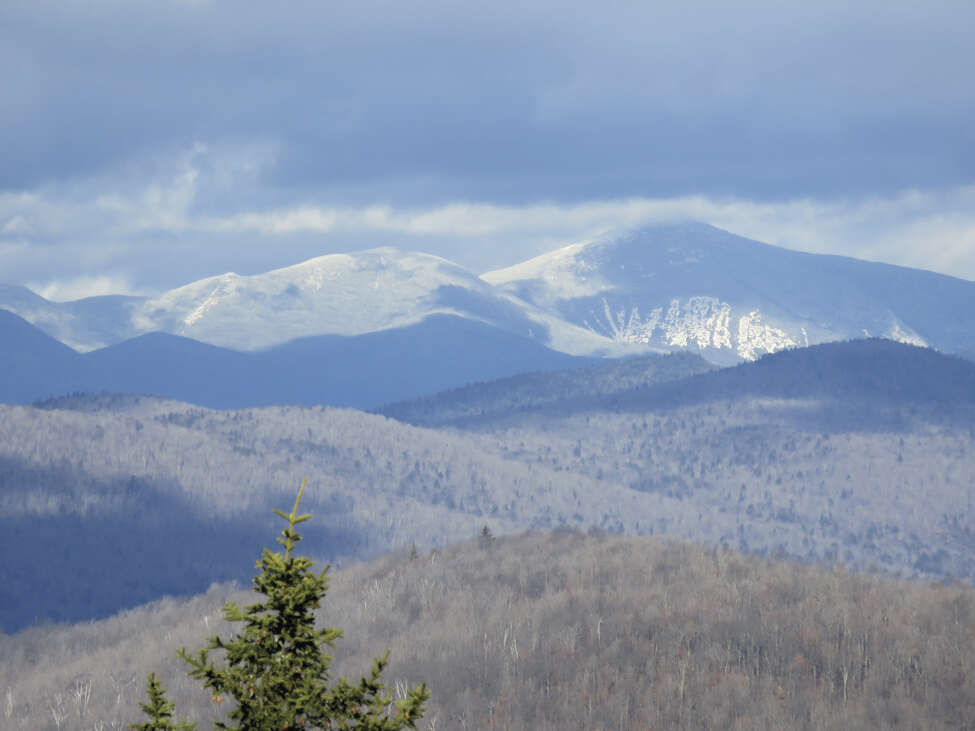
[3,0,973,202]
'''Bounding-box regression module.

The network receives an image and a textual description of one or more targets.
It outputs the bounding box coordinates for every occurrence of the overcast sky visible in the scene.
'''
[2,0,974,299]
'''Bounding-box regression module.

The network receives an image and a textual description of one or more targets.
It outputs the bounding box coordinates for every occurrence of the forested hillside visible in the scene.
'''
[385,338,975,429]
[3,531,974,730]
[3,339,974,631]
[1,398,594,630]
[379,350,713,427]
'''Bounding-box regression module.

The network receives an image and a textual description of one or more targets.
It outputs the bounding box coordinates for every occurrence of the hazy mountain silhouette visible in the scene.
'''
[1,310,592,409]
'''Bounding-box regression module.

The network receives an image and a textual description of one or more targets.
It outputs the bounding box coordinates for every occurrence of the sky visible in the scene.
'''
[2,0,974,300]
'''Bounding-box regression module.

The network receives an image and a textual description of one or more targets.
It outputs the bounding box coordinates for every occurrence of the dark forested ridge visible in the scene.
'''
[378,350,714,427]
[624,338,975,413]
[383,338,975,431]
[4,531,975,730]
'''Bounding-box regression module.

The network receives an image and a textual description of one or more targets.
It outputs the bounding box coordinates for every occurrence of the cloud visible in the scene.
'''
[26,274,141,302]
[193,188,975,280]
[3,148,974,291]
[2,0,973,201]
[3,1,972,306]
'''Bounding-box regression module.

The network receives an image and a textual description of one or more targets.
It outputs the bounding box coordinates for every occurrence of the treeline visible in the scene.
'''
[3,530,974,729]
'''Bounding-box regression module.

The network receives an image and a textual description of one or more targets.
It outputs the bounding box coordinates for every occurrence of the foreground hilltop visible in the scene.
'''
[3,530,974,729]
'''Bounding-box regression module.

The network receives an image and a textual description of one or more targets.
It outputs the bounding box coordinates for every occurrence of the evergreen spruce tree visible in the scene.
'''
[135,480,429,730]
[130,673,195,730]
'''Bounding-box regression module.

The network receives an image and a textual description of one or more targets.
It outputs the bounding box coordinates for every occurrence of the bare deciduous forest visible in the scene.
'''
[3,531,974,730]
[2,340,974,728]
[2,341,975,632]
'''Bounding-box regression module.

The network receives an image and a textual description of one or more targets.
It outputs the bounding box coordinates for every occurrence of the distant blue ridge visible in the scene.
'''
[0,310,593,409]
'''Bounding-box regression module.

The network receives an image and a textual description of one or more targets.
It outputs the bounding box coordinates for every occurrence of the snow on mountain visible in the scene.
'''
[484,222,975,362]
[0,248,621,355]
[130,249,481,349]
[5,224,974,362]
[137,248,631,353]
[0,284,145,352]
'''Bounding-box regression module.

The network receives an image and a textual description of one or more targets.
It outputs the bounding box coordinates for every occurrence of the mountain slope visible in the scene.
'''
[0,396,622,630]
[379,350,714,428]
[5,225,975,363]
[484,222,975,363]
[0,250,625,355]
[436,340,975,584]
[258,314,595,408]
[535,339,975,426]
[0,285,144,351]
[0,309,93,402]
[381,338,975,431]
[641,338,975,410]
[132,248,528,349]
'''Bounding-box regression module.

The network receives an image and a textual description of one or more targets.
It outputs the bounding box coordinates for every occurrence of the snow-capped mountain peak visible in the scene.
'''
[2,223,973,362]
[483,240,610,304]
[128,248,519,350]
[483,223,970,363]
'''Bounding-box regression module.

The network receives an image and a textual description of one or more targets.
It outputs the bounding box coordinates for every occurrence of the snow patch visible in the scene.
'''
[586,296,733,351]
[482,242,609,301]
[736,311,797,360]
[183,275,241,327]
[885,320,928,348]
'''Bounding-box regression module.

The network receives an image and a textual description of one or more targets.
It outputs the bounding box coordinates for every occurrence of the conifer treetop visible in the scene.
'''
[130,673,195,731]
[136,479,428,730]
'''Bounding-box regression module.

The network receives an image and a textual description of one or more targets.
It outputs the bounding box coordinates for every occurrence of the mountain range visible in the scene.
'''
[0,309,592,409]
[485,224,975,363]
[5,225,975,361]
[3,337,975,632]
[4,222,975,408]
[0,248,625,356]
[4,220,975,731]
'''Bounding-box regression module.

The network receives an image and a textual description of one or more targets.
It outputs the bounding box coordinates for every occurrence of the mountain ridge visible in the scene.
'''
[4,223,974,364]
[380,337,975,431]
[484,222,973,362]
[0,309,594,409]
